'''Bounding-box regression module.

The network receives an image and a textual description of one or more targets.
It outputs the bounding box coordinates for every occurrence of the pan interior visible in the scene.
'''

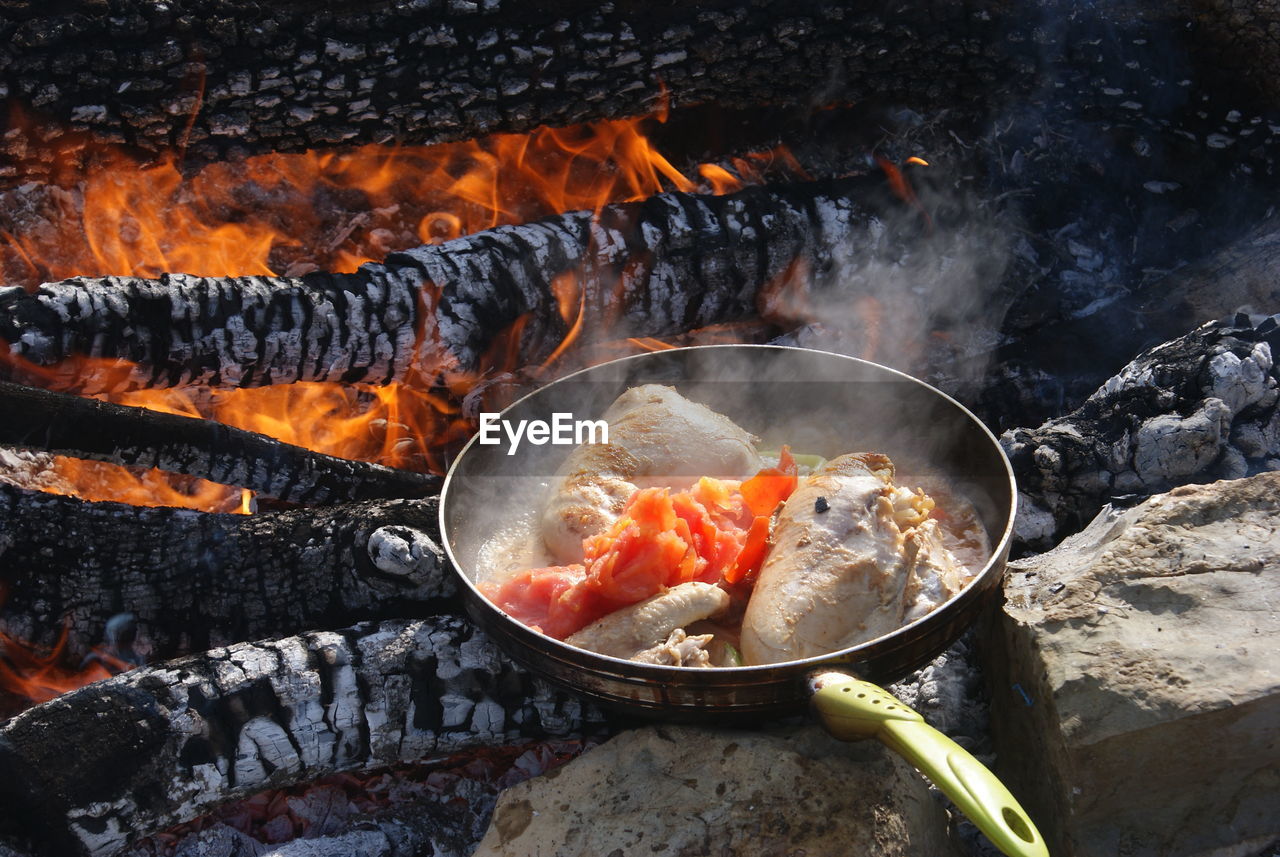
[443,346,1013,609]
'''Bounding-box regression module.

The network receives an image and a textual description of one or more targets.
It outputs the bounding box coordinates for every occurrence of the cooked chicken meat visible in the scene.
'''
[541,385,761,562]
[564,581,730,659]
[631,629,715,667]
[739,453,969,665]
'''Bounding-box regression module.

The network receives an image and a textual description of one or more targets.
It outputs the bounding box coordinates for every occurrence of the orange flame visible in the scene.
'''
[0,623,133,708]
[1,110,804,510]
[875,154,932,231]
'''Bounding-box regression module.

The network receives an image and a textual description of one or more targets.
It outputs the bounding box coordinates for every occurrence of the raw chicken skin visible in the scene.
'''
[739,453,968,665]
[541,385,761,563]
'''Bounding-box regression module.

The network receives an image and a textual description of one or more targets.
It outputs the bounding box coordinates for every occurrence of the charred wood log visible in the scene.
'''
[0,173,914,393]
[0,0,1029,186]
[0,381,438,504]
[987,211,1280,427]
[1002,313,1280,550]
[0,617,607,857]
[0,487,453,663]
[122,738,597,857]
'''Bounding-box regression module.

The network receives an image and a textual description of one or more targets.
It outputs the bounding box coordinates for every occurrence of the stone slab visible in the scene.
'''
[986,473,1280,857]
[472,723,959,857]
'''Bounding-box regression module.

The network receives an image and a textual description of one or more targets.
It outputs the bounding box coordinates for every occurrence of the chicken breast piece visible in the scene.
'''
[564,581,731,659]
[739,453,970,666]
[541,385,761,562]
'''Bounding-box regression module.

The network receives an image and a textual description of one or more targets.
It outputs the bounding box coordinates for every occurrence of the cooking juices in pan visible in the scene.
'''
[475,384,991,667]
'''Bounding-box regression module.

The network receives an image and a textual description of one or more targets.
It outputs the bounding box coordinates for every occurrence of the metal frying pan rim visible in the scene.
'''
[438,343,1016,678]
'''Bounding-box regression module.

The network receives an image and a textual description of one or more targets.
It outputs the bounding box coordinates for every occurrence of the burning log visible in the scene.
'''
[0,617,606,857]
[0,381,438,504]
[0,488,453,664]
[0,0,1028,186]
[0,173,911,393]
[1002,313,1280,550]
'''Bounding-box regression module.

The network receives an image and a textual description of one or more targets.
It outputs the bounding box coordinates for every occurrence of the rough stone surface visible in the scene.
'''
[985,473,1280,857]
[471,724,958,857]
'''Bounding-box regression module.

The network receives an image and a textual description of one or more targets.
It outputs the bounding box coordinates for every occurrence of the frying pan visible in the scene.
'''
[439,345,1047,857]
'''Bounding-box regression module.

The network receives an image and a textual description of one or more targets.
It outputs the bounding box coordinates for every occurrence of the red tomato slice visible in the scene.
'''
[725,515,771,584]
[740,446,799,516]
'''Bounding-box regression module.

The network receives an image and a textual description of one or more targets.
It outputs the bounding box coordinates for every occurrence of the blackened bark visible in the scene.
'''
[0,381,438,503]
[988,213,1280,427]
[0,486,454,663]
[0,617,607,857]
[0,0,1029,187]
[1002,313,1280,550]
[0,173,912,392]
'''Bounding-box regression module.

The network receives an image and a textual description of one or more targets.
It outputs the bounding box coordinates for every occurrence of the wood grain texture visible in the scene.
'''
[0,487,454,663]
[0,617,606,857]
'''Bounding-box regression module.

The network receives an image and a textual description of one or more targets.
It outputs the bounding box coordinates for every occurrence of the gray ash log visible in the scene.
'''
[0,173,910,393]
[0,487,453,664]
[983,170,1280,428]
[122,737,598,857]
[0,0,1026,187]
[0,617,607,857]
[1002,313,1280,550]
[0,381,438,504]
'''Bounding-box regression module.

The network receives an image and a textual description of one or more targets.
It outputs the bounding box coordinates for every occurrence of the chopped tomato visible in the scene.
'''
[740,446,799,516]
[725,514,771,584]
[489,452,806,639]
[584,504,701,603]
[480,565,599,640]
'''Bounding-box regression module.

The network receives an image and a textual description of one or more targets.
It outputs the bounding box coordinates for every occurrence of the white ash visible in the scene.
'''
[889,631,989,754]
[367,526,445,580]
[1002,316,1280,550]
[0,447,68,494]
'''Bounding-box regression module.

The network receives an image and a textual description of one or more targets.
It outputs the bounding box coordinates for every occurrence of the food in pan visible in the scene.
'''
[739,452,969,664]
[477,386,988,667]
[540,384,761,563]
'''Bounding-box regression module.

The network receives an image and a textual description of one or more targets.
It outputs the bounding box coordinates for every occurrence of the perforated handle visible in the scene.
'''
[810,673,1049,857]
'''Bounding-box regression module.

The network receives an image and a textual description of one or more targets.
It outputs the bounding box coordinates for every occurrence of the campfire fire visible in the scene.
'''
[1,108,802,514]
[0,102,828,711]
[7,4,1276,855]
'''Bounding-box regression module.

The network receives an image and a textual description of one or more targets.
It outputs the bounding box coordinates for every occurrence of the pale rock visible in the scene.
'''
[472,724,958,857]
[986,473,1280,857]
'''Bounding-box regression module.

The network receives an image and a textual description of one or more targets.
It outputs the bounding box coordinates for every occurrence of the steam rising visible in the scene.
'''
[443,347,1013,585]
[772,176,1017,403]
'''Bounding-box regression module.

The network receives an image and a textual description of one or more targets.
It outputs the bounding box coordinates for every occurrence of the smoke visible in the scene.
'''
[772,172,1019,404]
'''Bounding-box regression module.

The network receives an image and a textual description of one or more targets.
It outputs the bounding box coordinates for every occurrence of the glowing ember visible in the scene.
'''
[875,154,932,230]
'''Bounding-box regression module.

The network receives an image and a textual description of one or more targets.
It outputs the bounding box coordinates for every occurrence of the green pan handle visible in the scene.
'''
[809,671,1049,857]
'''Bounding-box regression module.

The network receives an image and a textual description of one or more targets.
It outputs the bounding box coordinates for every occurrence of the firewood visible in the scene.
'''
[0,173,909,393]
[0,487,454,665]
[987,212,1280,427]
[0,617,608,857]
[1002,313,1280,550]
[0,0,1032,187]
[0,381,438,504]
